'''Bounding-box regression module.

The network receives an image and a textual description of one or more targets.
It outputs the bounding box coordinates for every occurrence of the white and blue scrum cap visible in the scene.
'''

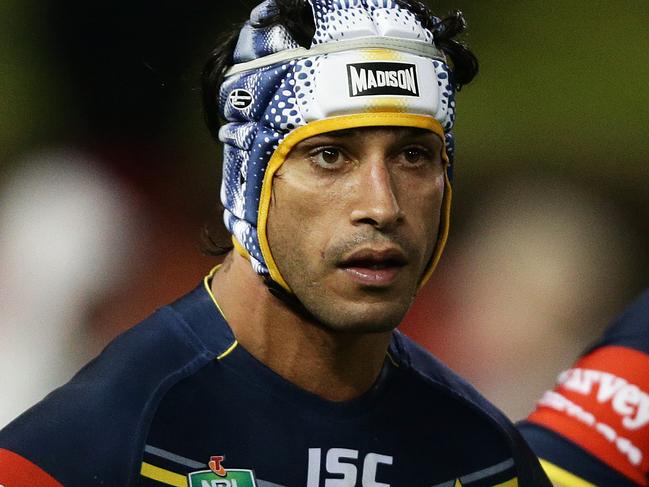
[218,0,458,292]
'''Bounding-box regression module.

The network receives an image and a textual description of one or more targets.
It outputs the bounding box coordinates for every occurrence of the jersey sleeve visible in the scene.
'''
[0,303,212,485]
[0,448,63,487]
[0,285,235,486]
[519,288,649,487]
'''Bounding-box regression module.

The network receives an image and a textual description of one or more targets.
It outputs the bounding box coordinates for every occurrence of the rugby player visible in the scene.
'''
[520,288,649,486]
[0,1,550,485]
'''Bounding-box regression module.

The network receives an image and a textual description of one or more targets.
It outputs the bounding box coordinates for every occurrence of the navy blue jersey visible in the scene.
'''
[1,276,549,486]
[519,288,649,486]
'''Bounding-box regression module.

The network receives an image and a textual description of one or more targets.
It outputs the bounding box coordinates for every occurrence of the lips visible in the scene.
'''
[338,248,408,286]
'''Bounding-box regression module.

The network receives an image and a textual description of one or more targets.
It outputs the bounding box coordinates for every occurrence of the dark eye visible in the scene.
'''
[404,148,425,164]
[312,148,343,168]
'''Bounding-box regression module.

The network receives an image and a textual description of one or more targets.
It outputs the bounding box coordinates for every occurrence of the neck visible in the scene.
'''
[211,252,392,401]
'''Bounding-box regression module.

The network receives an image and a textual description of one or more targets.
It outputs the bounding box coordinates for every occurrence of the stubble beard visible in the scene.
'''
[275,234,426,335]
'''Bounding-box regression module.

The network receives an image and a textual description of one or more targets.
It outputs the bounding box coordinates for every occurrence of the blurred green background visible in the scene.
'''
[2,1,647,177]
[2,1,647,251]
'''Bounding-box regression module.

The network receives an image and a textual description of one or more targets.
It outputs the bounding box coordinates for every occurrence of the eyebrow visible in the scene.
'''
[314,127,432,139]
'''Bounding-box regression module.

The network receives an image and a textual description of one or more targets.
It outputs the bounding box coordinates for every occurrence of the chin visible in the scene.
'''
[308,300,410,334]
[288,268,420,333]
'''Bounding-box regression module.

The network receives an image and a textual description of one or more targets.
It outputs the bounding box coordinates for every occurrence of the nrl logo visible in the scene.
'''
[347,62,419,97]
[188,456,258,487]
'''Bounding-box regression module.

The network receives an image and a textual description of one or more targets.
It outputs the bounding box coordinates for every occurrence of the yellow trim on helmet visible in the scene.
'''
[366,97,408,113]
[418,168,451,288]
[257,112,451,292]
[231,235,250,259]
[362,48,403,61]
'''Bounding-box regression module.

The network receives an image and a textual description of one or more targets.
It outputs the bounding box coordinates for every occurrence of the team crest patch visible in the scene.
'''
[347,62,419,97]
[188,469,258,487]
[188,456,258,487]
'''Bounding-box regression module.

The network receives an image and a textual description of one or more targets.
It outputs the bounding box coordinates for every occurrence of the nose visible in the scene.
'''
[350,158,404,230]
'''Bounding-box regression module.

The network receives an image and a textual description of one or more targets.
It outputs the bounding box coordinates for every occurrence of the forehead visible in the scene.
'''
[296,126,442,145]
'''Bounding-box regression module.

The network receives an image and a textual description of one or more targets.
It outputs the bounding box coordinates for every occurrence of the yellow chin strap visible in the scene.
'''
[248,112,452,293]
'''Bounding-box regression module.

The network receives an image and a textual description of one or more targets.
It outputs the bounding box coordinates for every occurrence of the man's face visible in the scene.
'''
[266,126,445,333]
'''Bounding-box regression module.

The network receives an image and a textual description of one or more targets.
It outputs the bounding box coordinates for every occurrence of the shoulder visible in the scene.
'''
[390,331,551,485]
[390,330,507,417]
[0,283,234,486]
[519,287,649,486]
[587,288,649,354]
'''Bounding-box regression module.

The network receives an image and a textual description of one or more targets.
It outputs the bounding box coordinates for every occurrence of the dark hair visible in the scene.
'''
[201,0,479,256]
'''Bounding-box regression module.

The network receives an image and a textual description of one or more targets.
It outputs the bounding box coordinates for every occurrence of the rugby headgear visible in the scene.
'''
[218,0,459,292]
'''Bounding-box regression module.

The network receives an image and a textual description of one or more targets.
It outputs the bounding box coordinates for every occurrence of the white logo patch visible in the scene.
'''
[347,62,419,97]
[229,89,253,110]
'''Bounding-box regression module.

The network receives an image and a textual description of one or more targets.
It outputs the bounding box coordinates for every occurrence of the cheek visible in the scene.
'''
[430,173,446,219]
[429,174,447,230]
[398,172,445,229]
[397,172,445,267]
[266,173,343,264]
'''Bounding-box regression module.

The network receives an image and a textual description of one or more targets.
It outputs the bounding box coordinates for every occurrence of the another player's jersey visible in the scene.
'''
[0,275,550,486]
[519,288,649,486]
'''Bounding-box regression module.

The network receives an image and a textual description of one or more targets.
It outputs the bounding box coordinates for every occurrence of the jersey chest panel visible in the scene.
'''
[139,351,515,487]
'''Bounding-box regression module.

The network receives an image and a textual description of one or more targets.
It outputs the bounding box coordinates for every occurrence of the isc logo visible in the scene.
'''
[307,448,393,487]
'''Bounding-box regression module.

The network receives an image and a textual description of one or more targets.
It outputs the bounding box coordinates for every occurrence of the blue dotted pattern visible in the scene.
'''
[233,1,299,63]
[218,0,460,278]
[366,0,434,42]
